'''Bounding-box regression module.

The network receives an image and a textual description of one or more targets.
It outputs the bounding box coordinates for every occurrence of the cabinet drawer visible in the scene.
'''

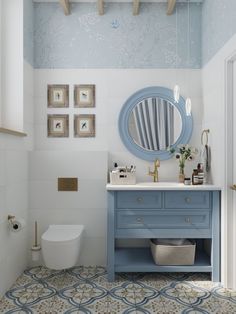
[116,191,162,209]
[164,191,210,209]
[116,210,210,229]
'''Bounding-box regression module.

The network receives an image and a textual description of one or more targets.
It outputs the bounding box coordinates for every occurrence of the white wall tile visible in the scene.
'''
[0,150,6,186]
[34,124,109,151]
[29,151,108,181]
[202,35,236,185]
[5,183,28,213]
[0,188,7,224]
[0,61,33,297]
[5,151,28,183]
[30,179,107,211]
[79,237,106,266]
[29,208,107,239]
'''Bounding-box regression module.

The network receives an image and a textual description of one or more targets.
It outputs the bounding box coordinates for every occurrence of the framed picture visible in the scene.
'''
[74,114,95,137]
[47,114,69,137]
[74,85,95,108]
[48,85,69,108]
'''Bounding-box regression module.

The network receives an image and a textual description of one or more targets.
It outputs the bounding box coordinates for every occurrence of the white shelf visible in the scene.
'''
[115,247,212,273]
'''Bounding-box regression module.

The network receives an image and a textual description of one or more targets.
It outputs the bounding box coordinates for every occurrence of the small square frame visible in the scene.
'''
[74,114,95,137]
[74,85,95,108]
[48,85,69,108]
[48,114,69,137]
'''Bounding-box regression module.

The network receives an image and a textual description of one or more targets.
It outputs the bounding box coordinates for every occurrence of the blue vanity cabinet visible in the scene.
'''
[107,187,221,282]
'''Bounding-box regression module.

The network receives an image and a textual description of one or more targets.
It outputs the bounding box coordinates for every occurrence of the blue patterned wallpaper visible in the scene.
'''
[34,2,202,69]
[24,0,34,66]
[202,0,236,66]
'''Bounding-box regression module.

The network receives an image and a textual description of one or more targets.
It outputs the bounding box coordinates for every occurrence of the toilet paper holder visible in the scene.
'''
[8,215,16,221]
[8,215,19,231]
[8,214,25,232]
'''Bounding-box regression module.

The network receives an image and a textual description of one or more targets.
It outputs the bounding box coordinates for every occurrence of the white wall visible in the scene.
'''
[30,68,202,266]
[0,61,34,297]
[34,69,203,179]
[29,151,108,266]
[202,33,236,288]
[24,61,34,151]
[202,33,236,184]
[1,0,24,131]
[0,137,28,297]
[0,0,34,296]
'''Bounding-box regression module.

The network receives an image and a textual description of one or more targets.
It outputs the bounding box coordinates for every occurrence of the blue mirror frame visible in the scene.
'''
[119,86,193,161]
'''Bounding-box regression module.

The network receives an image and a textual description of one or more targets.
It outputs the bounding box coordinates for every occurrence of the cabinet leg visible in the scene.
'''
[107,271,115,282]
[211,268,220,283]
[211,191,221,283]
[107,192,115,282]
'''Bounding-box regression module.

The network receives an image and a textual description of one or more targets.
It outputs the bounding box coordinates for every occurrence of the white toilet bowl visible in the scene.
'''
[41,225,84,270]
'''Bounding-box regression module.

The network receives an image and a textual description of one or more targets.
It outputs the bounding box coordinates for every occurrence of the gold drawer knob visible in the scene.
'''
[185,217,191,223]
[136,217,143,223]
[137,197,143,203]
[185,197,191,203]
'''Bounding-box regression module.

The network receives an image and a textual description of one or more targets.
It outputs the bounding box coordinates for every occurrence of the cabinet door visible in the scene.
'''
[164,191,210,209]
[116,191,162,209]
[116,210,211,229]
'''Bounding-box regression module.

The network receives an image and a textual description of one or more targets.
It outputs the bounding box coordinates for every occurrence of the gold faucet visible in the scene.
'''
[148,159,160,182]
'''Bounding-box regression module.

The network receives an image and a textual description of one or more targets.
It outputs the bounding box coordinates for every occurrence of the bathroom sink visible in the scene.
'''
[106,182,220,191]
[136,182,181,187]
[136,182,183,189]
[107,181,185,190]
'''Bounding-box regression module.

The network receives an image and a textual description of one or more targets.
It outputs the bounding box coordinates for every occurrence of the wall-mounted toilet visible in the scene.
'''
[41,225,84,270]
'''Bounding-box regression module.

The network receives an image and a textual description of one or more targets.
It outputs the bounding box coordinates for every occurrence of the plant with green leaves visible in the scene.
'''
[170,145,198,175]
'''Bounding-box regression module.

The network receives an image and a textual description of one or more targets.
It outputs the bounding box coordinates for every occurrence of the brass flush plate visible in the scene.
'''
[58,178,78,191]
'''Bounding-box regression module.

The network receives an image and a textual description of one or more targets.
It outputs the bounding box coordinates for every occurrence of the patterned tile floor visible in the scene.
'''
[0,267,236,313]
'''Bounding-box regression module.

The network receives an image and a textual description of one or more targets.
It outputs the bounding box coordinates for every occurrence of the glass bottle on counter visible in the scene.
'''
[197,163,204,185]
[192,169,199,185]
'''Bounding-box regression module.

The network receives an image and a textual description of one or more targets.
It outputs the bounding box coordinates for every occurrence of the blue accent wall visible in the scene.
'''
[34,2,202,69]
[24,0,34,66]
[202,0,236,66]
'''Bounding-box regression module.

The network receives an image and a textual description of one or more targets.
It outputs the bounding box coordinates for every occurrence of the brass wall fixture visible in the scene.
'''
[201,129,210,146]
[58,178,78,191]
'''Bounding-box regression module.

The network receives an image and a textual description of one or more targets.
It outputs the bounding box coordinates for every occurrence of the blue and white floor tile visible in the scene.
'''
[0,267,236,313]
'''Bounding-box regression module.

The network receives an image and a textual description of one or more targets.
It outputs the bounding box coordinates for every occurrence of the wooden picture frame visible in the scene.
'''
[74,114,95,137]
[47,114,69,137]
[74,85,95,108]
[48,85,69,108]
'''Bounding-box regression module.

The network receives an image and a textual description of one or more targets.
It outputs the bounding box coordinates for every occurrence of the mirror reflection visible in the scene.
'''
[128,97,182,151]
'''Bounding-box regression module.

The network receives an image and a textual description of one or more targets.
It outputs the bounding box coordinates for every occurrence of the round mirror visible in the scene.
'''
[119,86,193,161]
[128,97,182,151]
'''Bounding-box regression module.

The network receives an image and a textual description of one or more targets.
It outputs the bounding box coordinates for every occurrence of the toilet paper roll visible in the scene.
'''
[9,218,26,232]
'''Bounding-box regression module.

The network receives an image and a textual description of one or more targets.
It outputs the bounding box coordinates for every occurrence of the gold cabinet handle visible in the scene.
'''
[230,184,236,191]
[185,217,191,223]
[136,217,143,223]
[185,197,191,203]
[137,197,143,203]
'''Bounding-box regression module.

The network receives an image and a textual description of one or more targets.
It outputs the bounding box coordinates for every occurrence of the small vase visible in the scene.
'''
[179,168,185,183]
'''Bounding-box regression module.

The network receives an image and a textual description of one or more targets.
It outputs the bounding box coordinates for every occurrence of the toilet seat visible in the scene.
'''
[42,225,84,243]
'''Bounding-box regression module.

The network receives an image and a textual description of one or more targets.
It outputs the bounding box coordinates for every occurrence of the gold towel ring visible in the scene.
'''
[201,129,210,145]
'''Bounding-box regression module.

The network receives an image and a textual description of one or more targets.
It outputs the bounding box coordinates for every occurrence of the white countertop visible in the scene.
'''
[106,182,222,191]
